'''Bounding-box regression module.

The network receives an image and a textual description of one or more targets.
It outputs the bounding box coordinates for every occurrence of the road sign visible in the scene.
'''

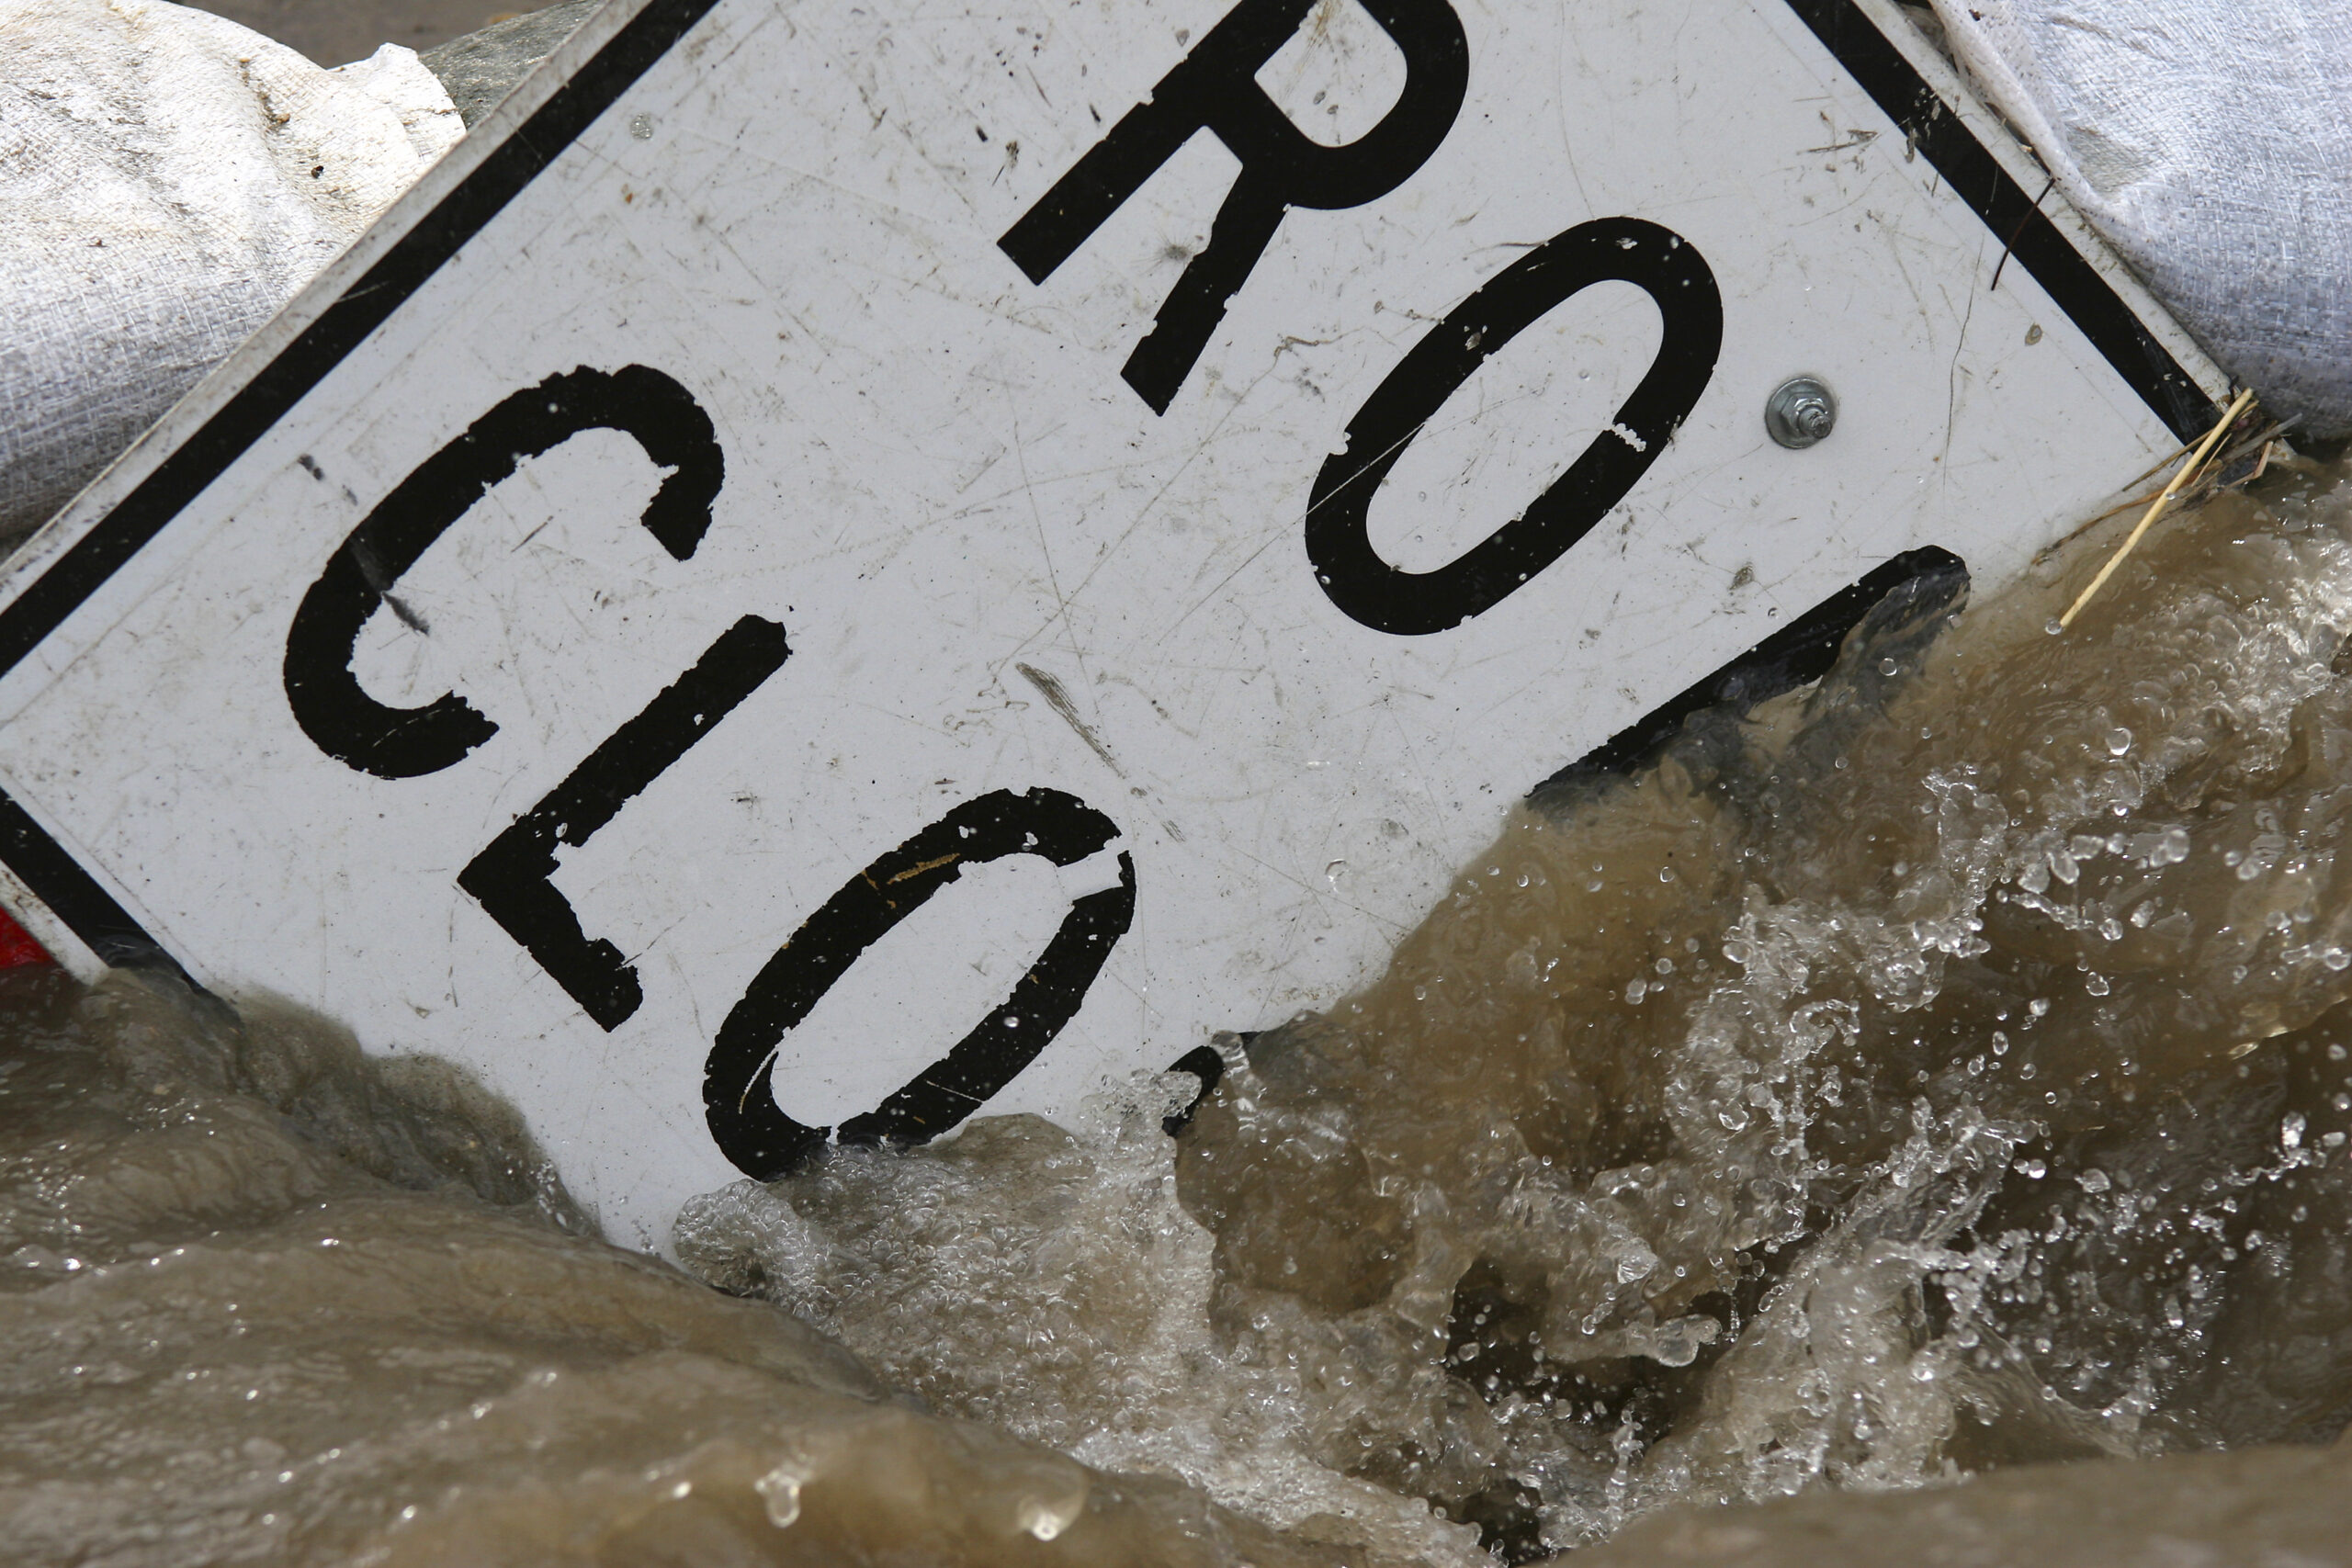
[0,0,2221,1248]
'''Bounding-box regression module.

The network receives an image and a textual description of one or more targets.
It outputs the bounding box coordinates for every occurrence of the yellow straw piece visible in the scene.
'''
[2059,387,2257,629]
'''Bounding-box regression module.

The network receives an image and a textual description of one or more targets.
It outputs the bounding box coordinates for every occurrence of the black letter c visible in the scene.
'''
[283,365,724,780]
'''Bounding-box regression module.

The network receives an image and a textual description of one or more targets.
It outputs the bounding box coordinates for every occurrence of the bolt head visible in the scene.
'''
[1766,377,1838,449]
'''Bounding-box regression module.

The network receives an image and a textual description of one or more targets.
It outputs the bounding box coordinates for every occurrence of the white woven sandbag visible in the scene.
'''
[0,0,461,539]
[1931,0,2352,436]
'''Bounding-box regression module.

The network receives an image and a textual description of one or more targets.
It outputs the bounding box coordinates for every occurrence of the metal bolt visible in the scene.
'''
[1766,377,1837,449]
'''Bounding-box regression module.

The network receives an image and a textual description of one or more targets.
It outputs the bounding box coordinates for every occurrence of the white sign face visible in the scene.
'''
[0,0,2220,1247]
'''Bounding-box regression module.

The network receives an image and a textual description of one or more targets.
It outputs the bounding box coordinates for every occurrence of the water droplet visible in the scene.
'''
[2106,727,2133,756]
[1018,1495,1081,1541]
[755,1465,806,1529]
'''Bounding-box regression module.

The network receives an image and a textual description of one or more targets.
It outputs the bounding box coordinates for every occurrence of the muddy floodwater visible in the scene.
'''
[12,456,2352,1566]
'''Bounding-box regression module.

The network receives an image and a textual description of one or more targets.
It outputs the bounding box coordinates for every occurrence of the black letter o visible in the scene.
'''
[703,788,1136,1179]
[1306,218,1723,635]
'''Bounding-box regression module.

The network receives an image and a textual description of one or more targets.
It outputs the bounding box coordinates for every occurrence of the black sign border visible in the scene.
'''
[0,0,2216,973]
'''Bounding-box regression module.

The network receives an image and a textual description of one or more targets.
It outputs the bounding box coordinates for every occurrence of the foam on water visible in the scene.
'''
[8,454,2352,1564]
[679,448,2352,1558]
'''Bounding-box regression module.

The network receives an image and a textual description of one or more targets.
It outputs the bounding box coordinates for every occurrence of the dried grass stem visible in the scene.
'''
[2059,388,2258,630]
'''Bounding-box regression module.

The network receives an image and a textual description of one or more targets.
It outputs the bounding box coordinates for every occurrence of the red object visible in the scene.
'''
[0,907,52,968]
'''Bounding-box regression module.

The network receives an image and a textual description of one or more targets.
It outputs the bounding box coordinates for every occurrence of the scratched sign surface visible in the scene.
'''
[0,0,2220,1246]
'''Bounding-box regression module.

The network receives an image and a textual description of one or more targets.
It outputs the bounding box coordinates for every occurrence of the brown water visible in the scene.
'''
[11,454,2352,1565]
